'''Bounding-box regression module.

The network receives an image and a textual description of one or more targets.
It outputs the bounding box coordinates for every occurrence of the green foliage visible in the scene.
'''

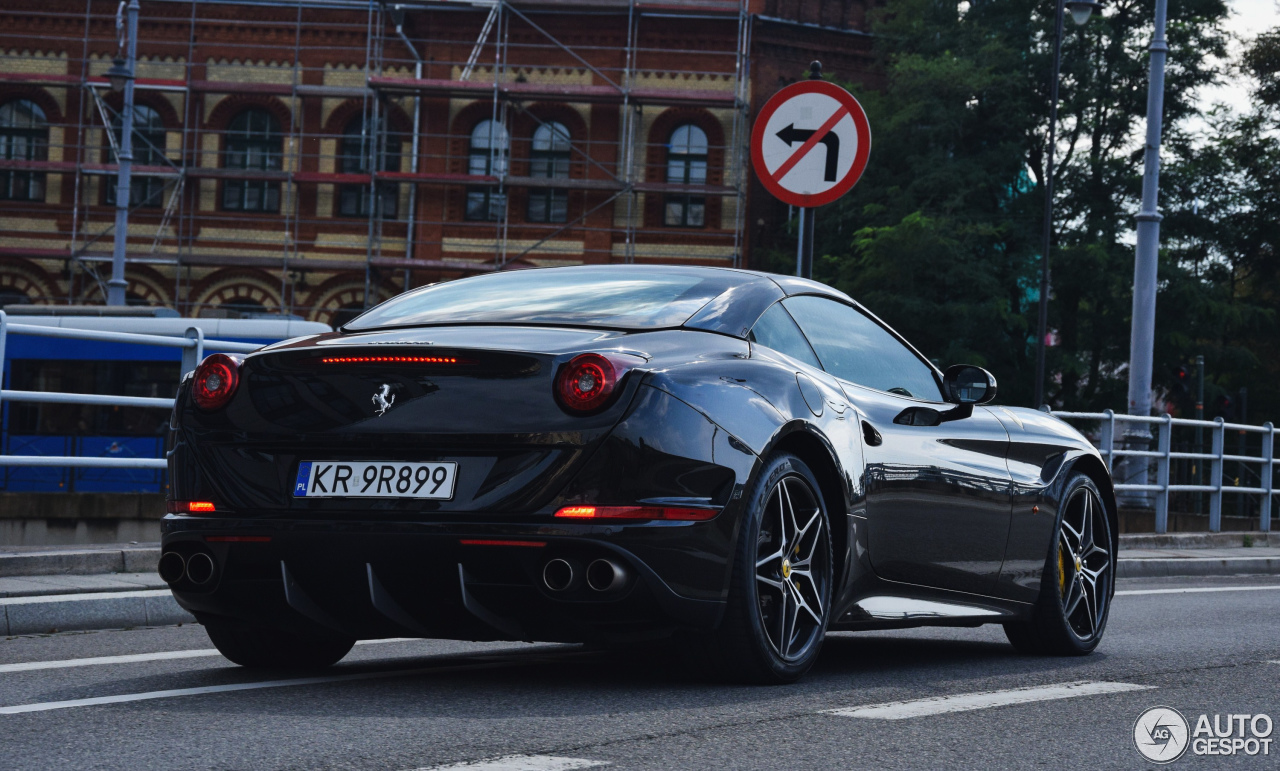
[794,0,1280,419]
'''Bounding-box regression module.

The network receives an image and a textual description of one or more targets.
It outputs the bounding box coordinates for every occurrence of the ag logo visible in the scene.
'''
[1134,706,1190,763]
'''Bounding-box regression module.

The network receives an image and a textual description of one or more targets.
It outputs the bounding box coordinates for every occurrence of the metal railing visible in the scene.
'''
[1052,410,1275,534]
[0,310,260,471]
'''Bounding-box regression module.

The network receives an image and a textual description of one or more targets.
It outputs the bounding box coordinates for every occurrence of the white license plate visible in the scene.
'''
[293,461,457,499]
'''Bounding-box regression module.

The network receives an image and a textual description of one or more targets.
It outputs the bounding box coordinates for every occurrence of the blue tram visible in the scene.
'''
[0,310,330,493]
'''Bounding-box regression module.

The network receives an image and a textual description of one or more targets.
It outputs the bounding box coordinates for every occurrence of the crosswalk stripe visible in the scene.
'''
[413,756,608,770]
[825,681,1153,720]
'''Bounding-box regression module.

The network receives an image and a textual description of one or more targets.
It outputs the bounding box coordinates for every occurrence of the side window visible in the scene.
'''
[783,295,943,401]
[748,302,821,368]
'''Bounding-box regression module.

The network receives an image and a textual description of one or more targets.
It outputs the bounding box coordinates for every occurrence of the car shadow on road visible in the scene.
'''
[104,626,1111,722]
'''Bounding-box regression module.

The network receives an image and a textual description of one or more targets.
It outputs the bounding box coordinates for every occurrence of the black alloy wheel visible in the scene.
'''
[1005,473,1114,655]
[692,452,832,684]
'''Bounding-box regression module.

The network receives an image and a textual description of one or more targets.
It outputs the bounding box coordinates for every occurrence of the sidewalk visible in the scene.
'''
[2,534,1278,636]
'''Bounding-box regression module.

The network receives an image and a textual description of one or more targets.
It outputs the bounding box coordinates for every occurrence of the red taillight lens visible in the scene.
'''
[191,353,242,411]
[556,353,616,413]
[555,352,645,414]
[168,500,217,514]
[554,505,720,522]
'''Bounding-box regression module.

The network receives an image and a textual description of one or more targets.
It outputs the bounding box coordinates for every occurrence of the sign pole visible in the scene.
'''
[796,205,815,279]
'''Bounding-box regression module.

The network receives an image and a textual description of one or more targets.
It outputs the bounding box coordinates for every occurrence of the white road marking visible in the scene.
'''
[1116,585,1280,596]
[0,654,518,715]
[414,756,608,771]
[0,589,171,606]
[826,681,1153,720]
[0,637,417,675]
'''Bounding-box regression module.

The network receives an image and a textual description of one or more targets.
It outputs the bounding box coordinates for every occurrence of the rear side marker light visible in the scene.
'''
[191,353,242,411]
[321,356,459,364]
[205,536,271,543]
[168,501,216,514]
[459,539,547,548]
[554,505,720,522]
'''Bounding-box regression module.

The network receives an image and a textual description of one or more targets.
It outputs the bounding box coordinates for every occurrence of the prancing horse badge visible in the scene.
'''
[372,384,396,416]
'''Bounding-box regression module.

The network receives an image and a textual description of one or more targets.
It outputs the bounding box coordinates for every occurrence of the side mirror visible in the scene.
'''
[942,365,997,405]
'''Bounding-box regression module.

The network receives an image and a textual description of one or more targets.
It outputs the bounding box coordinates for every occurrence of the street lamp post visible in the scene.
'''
[1121,0,1170,508]
[1033,0,1101,409]
[105,0,139,307]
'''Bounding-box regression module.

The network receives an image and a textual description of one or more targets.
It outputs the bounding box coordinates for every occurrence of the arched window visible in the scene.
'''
[664,124,707,228]
[0,100,48,202]
[222,109,282,212]
[338,115,401,218]
[106,104,167,208]
[527,121,570,223]
[466,119,508,221]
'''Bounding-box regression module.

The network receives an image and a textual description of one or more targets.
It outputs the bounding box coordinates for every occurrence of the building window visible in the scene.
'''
[664,124,707,228]
[106,104,167,208]
[527,121,570,223]
[222,109,282,212]
[465,120,508,221]
[0,100,48,202]
[338,115,401,218]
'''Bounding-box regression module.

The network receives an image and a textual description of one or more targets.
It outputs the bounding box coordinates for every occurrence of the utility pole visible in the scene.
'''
[106,0,140,306]
[1121,0,1169,507]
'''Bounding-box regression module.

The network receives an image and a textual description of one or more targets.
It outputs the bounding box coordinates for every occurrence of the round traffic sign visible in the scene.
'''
[751,80,871,208]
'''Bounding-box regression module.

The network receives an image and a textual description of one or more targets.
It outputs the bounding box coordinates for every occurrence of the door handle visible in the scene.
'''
[861,420,883,447]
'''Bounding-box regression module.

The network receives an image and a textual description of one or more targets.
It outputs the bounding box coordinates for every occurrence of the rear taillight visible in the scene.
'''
[191,354,242,411]
[168,500,217,514]
[554,505,720,521]
[554,353,641,414]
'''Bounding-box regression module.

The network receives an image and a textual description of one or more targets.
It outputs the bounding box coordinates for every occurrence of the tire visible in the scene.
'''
[1004,472,1114,656]
[690,452,833,684]
[203,617,355,669]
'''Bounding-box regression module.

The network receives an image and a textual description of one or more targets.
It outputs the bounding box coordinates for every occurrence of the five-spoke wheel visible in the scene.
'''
[754,474,829,662]
[691,452,832,684]
[1056,483,1112,641]
[1004,472,1114,655]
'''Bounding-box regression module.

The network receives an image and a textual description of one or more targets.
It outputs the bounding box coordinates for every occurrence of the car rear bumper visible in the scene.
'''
[160,514,730,643]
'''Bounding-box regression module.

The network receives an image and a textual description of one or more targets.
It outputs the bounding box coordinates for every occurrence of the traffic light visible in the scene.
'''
[1213,393,1235,421]
[1171,366,1190,396]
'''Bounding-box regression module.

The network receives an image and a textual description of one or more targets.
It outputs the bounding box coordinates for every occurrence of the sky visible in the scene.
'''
[1198,0,1280,114]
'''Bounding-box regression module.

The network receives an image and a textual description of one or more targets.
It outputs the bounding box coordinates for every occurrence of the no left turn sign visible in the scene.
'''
[751,80,871,208]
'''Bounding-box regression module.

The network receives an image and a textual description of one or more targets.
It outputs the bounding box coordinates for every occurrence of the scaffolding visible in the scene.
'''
[0,0,753,320]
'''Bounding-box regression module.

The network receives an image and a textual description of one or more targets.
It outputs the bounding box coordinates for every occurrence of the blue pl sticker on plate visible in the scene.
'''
[294,462,312,497]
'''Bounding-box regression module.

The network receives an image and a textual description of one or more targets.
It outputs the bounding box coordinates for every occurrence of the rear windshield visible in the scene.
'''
[345,267,734,330]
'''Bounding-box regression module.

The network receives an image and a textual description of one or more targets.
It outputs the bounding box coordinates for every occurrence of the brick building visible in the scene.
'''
[0,0,876,325]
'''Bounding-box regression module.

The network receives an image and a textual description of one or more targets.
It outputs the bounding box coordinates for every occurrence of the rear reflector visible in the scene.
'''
[321,356,458,364]
[554,505,719,521]
[205,536,271,543]
[459,539,547,547]
[168,501,216,514]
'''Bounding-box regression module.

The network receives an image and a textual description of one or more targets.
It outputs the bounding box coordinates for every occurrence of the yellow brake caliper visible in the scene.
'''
[1057,543,1067,597]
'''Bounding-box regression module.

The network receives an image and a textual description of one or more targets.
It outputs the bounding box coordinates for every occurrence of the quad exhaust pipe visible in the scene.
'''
[157,551,216,585]
[542,558,576,592]
[586,559,628,593]
[541,557,629,593]
[157,551,185,583]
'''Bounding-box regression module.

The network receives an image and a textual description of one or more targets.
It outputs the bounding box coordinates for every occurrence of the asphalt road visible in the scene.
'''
[1,575,1277,770]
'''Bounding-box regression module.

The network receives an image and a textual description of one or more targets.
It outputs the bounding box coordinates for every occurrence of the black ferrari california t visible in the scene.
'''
[161,265,1116,683]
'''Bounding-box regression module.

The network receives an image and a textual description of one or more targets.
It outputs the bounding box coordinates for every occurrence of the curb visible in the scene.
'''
[1119,532,1273,550]
[1116,556,1280,579]
[0,589,194,636]
[0,547,160,578]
